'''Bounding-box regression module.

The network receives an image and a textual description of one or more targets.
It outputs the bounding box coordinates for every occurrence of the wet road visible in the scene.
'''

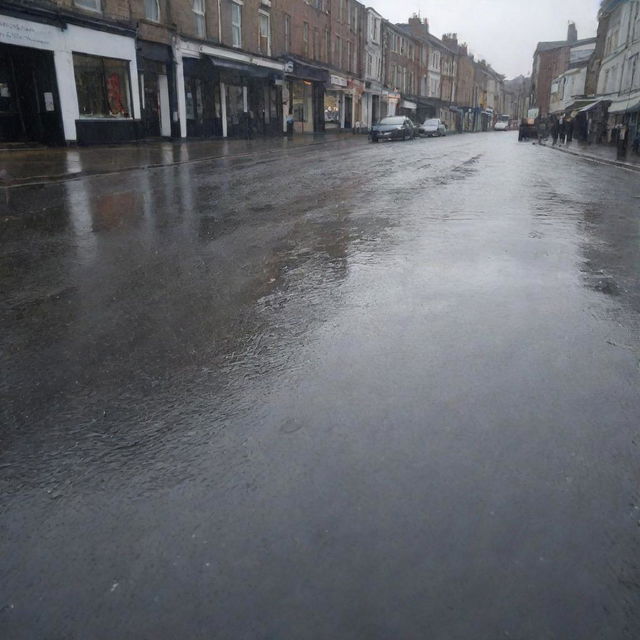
[2,132,640,639]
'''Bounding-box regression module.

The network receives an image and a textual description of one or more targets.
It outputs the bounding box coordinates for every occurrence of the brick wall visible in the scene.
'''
[57,0,131,21]
[271,0,331,63]
[456,54,475,106]
[534,46,569,115]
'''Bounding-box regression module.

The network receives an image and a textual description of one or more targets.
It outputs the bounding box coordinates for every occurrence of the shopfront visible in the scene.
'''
[398,98,417,119]
[362,81,384,127]
[182,56,222,138]
[0,42,63,145]
[137,41,174,139]
[176,38,284,139]
[0,9,141,145]
[285,58,328,135]
[383,90,401,117]
[325,74,348,130]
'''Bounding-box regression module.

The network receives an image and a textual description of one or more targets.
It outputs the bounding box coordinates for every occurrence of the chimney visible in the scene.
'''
[567,22,577,43]
[407,14,429,38]
[442,33,458,48]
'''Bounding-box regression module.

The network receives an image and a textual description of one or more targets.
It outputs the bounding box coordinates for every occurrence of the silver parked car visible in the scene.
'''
[419,118,447,137]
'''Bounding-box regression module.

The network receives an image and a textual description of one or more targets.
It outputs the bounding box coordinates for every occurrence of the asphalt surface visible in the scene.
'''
[2,132,640,639]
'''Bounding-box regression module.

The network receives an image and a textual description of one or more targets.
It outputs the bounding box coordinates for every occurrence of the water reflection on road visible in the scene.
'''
[2,133,640,639]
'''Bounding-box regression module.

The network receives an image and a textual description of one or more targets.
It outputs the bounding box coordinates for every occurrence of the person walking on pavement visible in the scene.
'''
[559,117,566,145]
[551,117,559,145]
[566,117,574,144]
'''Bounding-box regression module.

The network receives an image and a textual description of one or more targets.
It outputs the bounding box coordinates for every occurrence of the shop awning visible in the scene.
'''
[608,95,640,114]
[207,56,273,78]
[565,98,603,113]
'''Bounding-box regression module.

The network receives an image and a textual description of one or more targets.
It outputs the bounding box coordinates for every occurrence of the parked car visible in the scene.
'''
[494,120,509,131]
[419,118,447,137]
[370,116,416,142]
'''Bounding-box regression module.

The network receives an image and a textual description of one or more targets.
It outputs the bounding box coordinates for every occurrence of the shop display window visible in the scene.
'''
[73,53,132,118]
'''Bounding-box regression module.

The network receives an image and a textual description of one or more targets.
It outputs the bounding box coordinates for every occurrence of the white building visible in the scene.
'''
[549,67,589,114]
[0,4,141,145]
[361,8,384,127]
[597,0,640,127]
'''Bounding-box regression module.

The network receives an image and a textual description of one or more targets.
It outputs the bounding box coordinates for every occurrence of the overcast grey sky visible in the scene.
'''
[368,0,601,79]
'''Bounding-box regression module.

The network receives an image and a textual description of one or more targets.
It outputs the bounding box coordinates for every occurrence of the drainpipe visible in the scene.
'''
[217,0,222,43]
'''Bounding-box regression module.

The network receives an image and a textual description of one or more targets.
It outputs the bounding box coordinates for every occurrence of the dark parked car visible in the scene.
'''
[370,116,416,142]
[418,118,447,137]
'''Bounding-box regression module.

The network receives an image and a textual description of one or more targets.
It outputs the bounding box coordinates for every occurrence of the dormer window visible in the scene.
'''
[74,0,101,12]
[145,0,160,22]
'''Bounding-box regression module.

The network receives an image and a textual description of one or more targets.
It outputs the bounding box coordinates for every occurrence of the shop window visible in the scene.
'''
[325,29,331,64]
[231,2,242,48]
[144,0,160,22]
[259,12,271,56]
[303,22,309,57]
[74,0,101,12]
[193,0,206,39]
[73,54,132,118]
[284,14,291,53]
[292,81,313,124]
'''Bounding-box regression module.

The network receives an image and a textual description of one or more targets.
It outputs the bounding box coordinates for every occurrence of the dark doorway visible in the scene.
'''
[0,43,64,145]
[344,95,352,129]
[371,95,379,124]
[142,65,161,137]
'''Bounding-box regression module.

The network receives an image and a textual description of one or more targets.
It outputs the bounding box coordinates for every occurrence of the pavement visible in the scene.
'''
[2,131,640,639]
[539,138,640,172]
[0,131,369,186]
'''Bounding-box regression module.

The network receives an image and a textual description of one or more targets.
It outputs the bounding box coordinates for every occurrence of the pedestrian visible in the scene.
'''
[559,117,566,144]
[566,118,574,144]
[551,117,559,145]
[632,130,640,155]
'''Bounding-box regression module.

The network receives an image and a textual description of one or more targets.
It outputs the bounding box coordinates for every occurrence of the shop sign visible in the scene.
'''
[44,92,55,112]
[330,75,348,88]
[0,18,52,48]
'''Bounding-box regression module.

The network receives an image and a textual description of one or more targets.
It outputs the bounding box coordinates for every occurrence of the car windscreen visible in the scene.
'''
[423,119,439,125]
[378,117,405,125]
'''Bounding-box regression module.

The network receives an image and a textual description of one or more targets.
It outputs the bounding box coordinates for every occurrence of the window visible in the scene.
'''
[259,12,270,56]
[231,2,242,48]
[340,0,346,23]
[347,41,353,72]
[626,54,638,91]
[284,14,291,52]
[193,0,206,38]
[303,22,309,57]
[313,27,319,60]
[374,18,380,43]
[352,5,358,32]
[335,36,342,68]
[144,0,160,22]
[73,53,132,118]
[366,53,372,77]
[325,29,331,63]
[74,0,101,11]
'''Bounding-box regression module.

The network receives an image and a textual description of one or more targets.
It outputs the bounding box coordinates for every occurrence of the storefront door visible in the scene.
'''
[0,43,63,145]
[142,66,161,137]
[344,95,352,129]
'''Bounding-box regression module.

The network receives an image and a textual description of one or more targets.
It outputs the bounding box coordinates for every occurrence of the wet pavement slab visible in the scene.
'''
[2,132,640,639]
